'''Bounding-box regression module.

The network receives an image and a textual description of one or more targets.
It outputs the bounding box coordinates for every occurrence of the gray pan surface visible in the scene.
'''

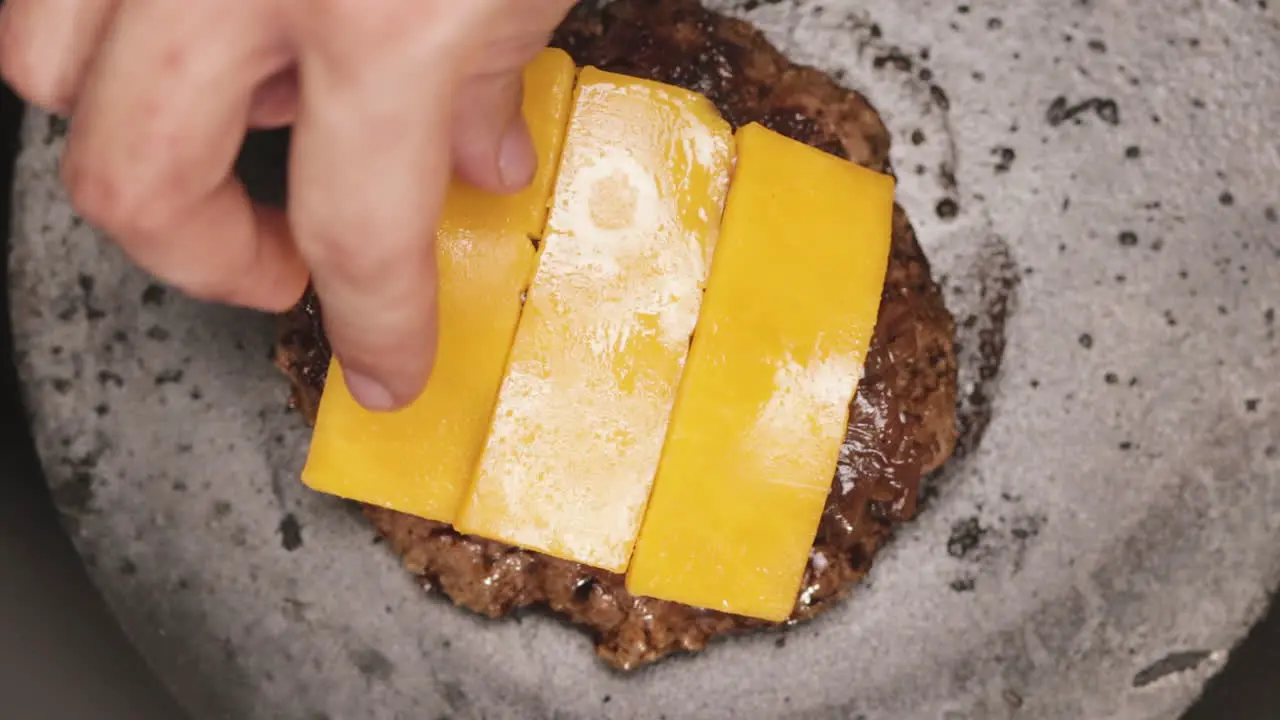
[9,1,1280,718]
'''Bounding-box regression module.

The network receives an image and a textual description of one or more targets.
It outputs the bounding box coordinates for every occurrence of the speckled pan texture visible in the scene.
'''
[8,0,1279,718]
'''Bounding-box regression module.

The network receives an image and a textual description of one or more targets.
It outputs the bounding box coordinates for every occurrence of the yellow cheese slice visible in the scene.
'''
[300,48,577,523]
[625,123,894,622]
[454,67,734,572]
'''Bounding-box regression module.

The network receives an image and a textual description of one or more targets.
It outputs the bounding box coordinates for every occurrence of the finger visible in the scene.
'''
[451,69,534,193]
[0,0,117,115]
[287,28,455,411]
[249,67,300,129]
[117,183,308,311]
[61,0,307,311]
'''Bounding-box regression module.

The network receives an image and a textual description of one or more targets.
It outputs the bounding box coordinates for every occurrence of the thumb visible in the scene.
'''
[450,67,534,194]
[448,0,578,192]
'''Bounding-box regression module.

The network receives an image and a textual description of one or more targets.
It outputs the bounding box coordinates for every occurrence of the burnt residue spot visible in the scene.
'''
[119,558,138,576]
[947,517,987,558]
[1119,231,1139,247]
[213,500,233,519]
[145,325,170,341]
[872,50,914,72]
[1266,207,1278,223]
[1087,39,1107,53]
[93,403,110,417]
[992,146,1016,173]
[1047,96,1120,126]
[738,0,787,10]
[950,576,976,592]
[930,85,951,111]
[1105,372,1119,384]
[44,115,70,144]
[155,369,184,386]
[52,472,95,515]
[1246,399,1260,413]
[1010,516,1044,540]
[943,238,1020,462]
[439,680,467,712]
[1132,650,1212,688]
[911,129,927,145]
[279,513,303,551]
[51,378,73,394]
[349,647,394,683]
[1094,100,1120,124]
[1125,145,1141,159]
[774,636,787,648]
[141,284,168,306]
[76,273,107,321]
[938,163,958,190]
[1218,191,1235,206]
[1079,333,1094,349]
[936,198,960,220]
[1119,441,1134,451]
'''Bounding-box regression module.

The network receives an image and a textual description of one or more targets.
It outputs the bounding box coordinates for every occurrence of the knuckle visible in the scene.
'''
[302,227,411,287]
[61,158,145,233]
[308,0,395,32]
[61,154,183,237]
[304,0,443,53]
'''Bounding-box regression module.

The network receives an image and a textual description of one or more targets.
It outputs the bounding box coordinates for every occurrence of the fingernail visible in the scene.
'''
[343,368,397,412]
[498,121,537,191]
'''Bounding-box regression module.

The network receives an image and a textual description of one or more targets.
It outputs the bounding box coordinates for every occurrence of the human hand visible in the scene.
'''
[0,0,577,411]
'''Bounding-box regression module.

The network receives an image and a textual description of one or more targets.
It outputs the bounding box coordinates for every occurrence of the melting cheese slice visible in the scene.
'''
[455,68,734,572]
[626,123,894,622]
[300,48,577,523]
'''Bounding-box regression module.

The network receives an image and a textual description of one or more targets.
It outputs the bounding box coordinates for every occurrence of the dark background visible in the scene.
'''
[0,80,1275,719]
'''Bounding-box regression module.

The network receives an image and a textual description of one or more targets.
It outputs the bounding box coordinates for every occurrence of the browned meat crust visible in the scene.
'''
[273,0,957,671]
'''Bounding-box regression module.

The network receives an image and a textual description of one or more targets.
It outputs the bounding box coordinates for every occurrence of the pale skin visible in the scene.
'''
[0,0,578,411]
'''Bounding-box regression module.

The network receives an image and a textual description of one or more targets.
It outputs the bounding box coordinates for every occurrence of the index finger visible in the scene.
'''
[287,20,458,411]
[60,0,308,311]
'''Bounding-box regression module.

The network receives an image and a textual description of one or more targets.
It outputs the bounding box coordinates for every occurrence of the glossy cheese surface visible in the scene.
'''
[300,49,577,522]
[455,68,734,572]
[625,123,894,621]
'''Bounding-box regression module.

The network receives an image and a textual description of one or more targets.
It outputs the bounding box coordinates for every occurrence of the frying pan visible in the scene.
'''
[4,0,1279,717]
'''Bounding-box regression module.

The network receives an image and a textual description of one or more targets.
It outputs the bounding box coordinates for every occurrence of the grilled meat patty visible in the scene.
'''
[273,0,958,671]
